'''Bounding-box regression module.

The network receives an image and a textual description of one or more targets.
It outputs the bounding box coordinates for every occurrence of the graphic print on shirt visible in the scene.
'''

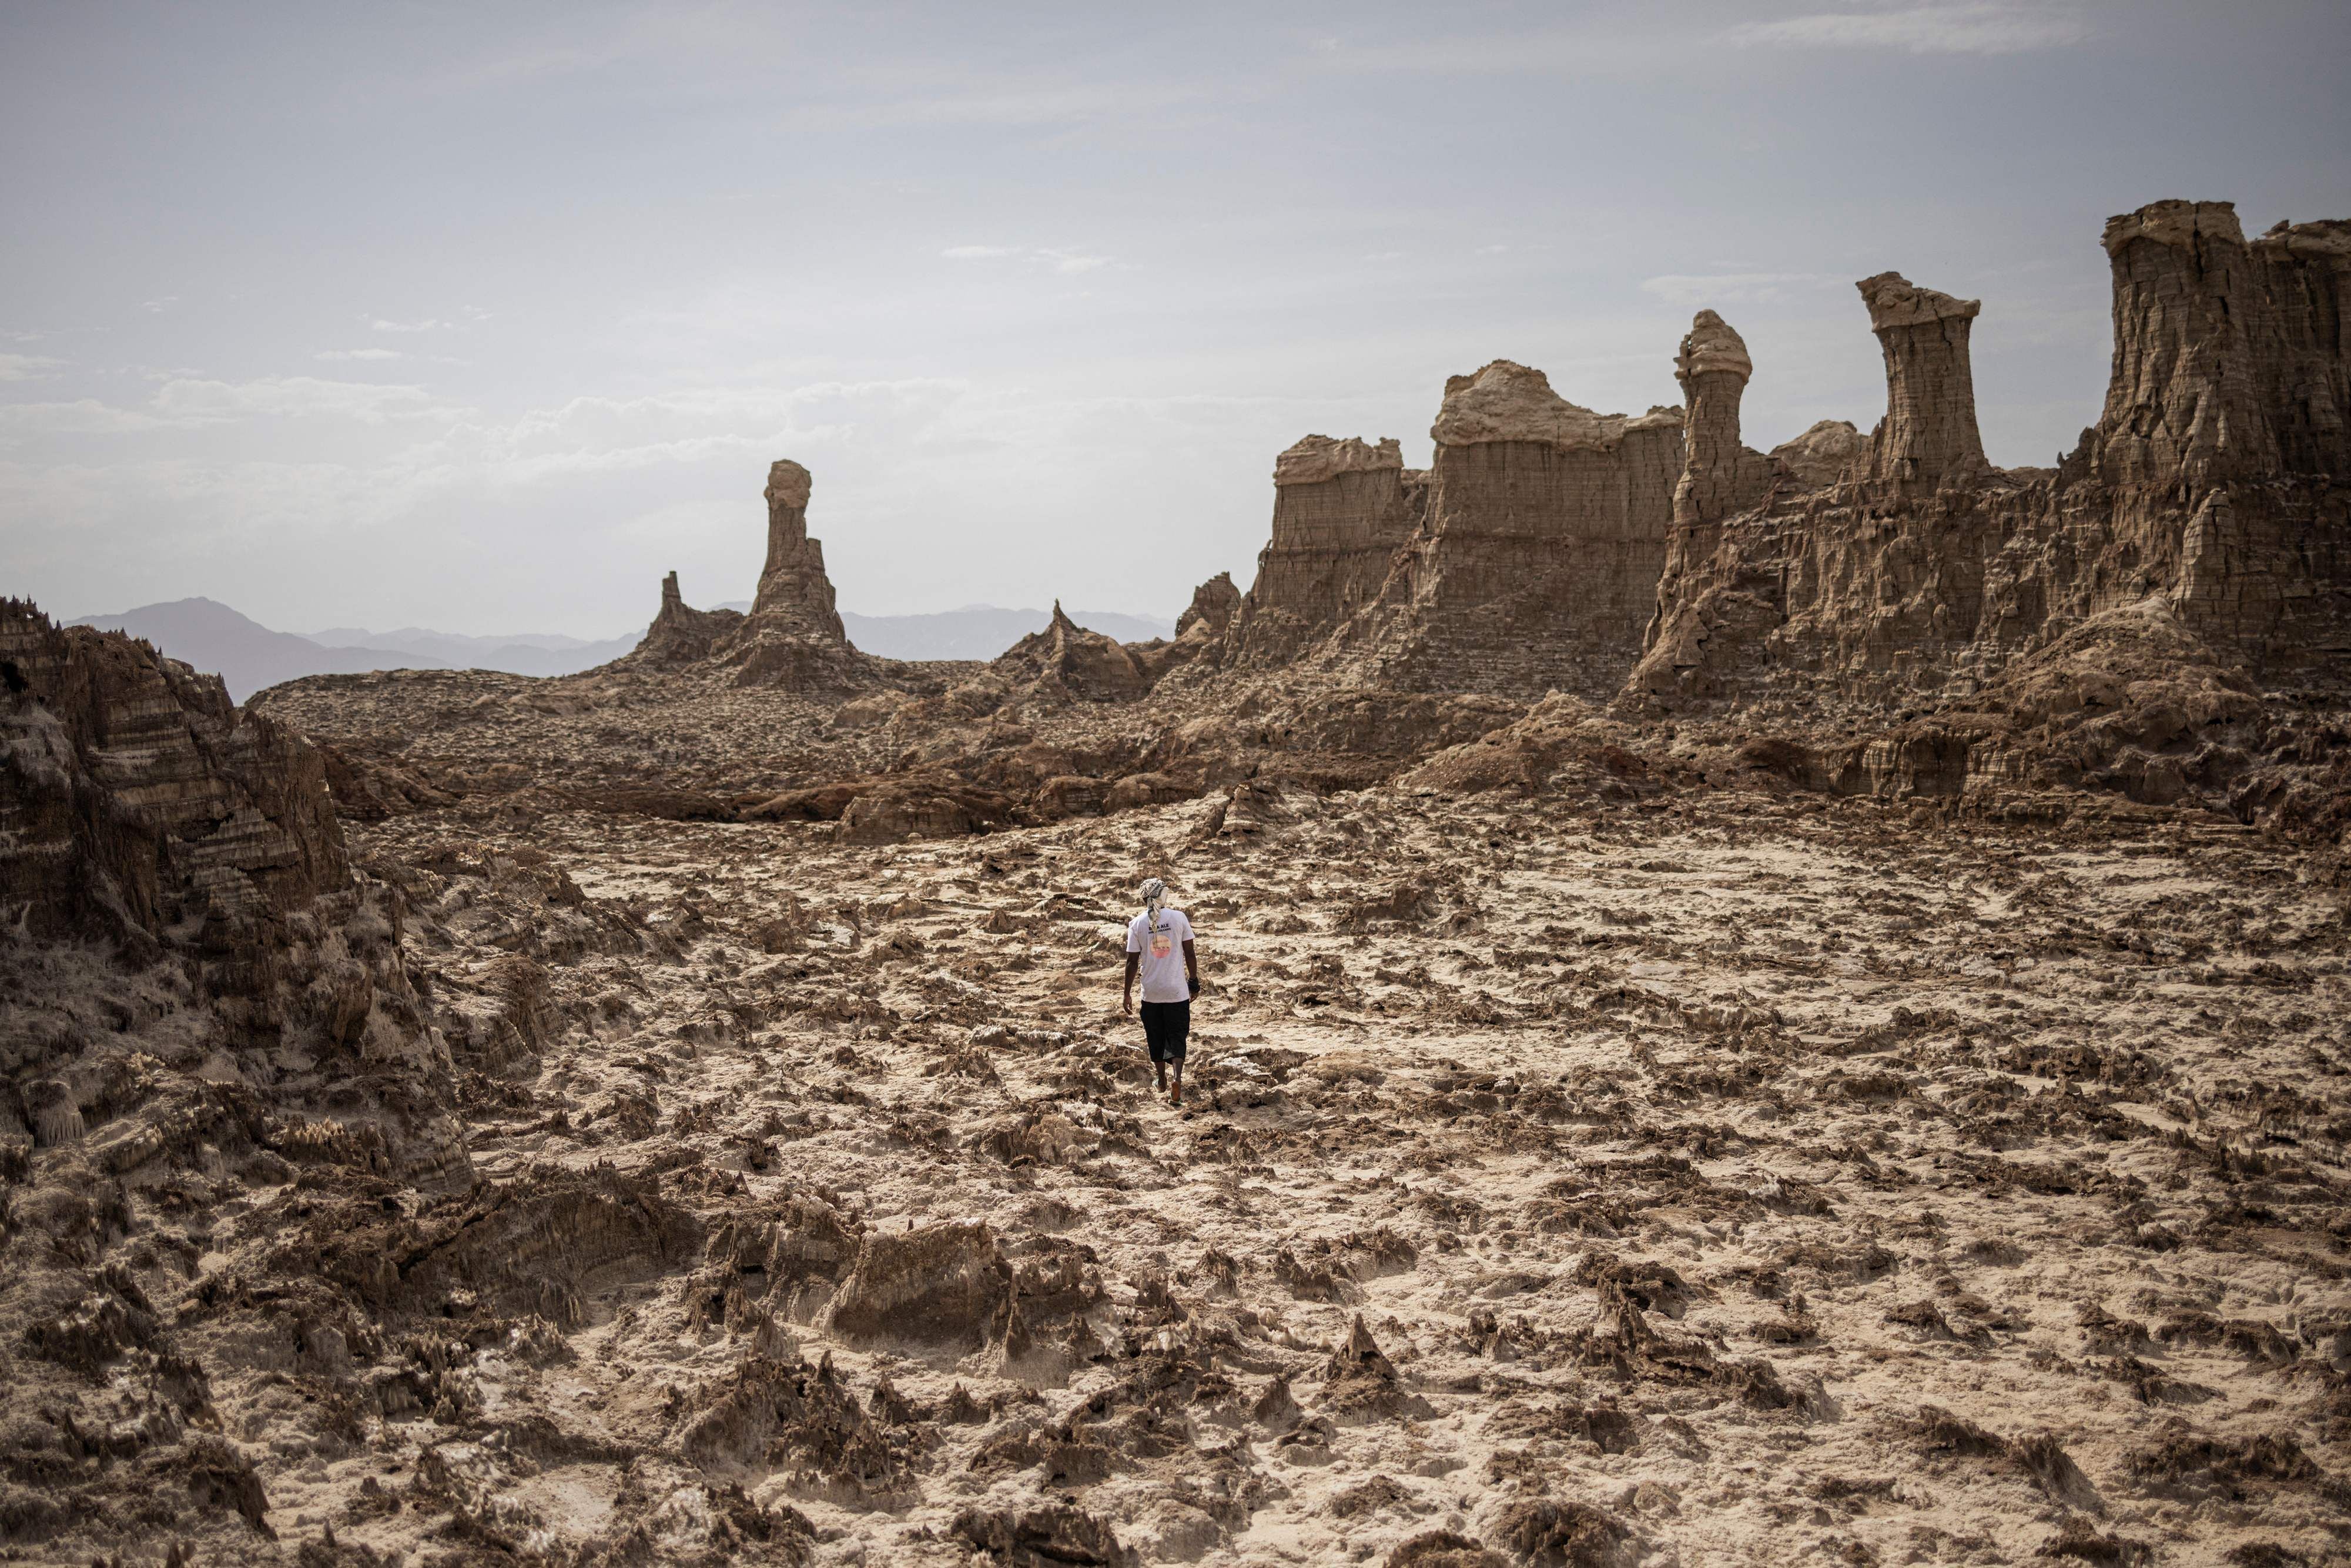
[1128,907,1194,1004]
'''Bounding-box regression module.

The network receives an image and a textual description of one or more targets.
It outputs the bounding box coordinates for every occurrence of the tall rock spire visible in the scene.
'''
[1672,310,1775,526]
[1856,272,1989,491]
[749,459,847,643]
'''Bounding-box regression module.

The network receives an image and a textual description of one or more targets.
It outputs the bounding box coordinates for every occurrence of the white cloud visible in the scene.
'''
[368,317,447,333]
[1039,250,1109,275]
[0,353,65,381]
[1720,5,2090,55]
[315,347,407,361]
[1640,271,1832,305]
[0,376,465,440]
[0,398,183,435]
[152,376,460,424]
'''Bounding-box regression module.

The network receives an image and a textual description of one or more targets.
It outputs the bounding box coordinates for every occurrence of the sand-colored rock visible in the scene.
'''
[1768,418,1868,490]
[1672,310,1777,530]
[1231,437,1428,664]
[1368,363,1682,695]
[2091,201,2351,485]
[1173,571,1240,641]
[635,569,745,666]
[746,458,846,644]
[819,1219,1014,1349]
[1855,271,1989,491]
[1635,199,2351,709]
[1428,359,1615,450]
[993,602,1153,705]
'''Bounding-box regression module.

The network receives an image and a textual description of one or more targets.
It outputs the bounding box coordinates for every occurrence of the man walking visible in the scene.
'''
[1122,877,1200,1106]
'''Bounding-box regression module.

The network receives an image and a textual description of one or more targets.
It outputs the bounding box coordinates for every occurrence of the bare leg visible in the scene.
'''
[1170,1061,1183,1107]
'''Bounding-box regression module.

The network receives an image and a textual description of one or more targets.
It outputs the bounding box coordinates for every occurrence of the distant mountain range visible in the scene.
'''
[66,597,1177,704]
[66,599,638,702]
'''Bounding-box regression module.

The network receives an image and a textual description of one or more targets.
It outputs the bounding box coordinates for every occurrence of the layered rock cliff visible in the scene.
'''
[0,599,465,1171]
[1632,199,2351,712]
[1,602,477,1552]
[1228,435,1426,662]
[1364,360,1684,695]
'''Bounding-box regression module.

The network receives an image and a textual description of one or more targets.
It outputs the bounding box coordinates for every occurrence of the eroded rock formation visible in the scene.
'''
[1633,199,2351,712]
[613,458,872,691]
[1855,271,1989,491]
[1174,571,1240,641]
[1368,361,1683,694]
[1229,435,1426,662]
[2088,201,2351,487]
[4,601,362,977]
[991,602,1153,706]
[746,459,848,644]
[0,604,480,1553]
[637,570,745,666]
[1672,310,1777,529]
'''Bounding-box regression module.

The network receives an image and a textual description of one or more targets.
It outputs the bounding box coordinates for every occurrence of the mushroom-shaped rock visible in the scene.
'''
[1672,310,1774,527]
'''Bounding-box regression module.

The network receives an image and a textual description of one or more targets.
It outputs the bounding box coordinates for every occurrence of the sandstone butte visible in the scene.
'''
[1,195,2346,1566]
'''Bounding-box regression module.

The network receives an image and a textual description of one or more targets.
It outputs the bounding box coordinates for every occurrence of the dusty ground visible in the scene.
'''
[122,781,2343,1566]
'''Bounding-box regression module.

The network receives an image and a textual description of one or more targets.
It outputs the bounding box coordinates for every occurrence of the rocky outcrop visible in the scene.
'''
[746,460,847,644]
[1175,571,1241,641]
[1632,199,2351,711]
[0,600,464,1168]
[0,604,476,1553]
[1230,435,1427,662]
[3,599,347,951]
[637,571,744,666]
[992,602,1151,705]
[1855,272,1989,491]
[1769,420,1869,490]
[1368,361,1684,695]
[1673,311,1777,530]
[2087,202,2351,487]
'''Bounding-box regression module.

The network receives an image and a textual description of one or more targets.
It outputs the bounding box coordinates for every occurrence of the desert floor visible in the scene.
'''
[197,787,2347,1566]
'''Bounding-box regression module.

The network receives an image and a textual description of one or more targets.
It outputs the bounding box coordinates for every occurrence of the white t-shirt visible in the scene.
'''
[1126,907,1195,1004]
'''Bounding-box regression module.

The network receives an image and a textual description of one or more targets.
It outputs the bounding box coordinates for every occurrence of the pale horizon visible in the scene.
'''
[5,0,2347,637]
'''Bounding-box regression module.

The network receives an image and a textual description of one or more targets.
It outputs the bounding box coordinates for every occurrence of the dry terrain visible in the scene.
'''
[153,783,2349,1566]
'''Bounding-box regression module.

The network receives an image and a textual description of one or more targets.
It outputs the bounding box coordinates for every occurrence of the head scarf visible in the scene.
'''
[1139,877,1167,933]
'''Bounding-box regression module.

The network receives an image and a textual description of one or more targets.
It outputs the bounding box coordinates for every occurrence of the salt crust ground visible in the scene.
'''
[122,790,2351,1564]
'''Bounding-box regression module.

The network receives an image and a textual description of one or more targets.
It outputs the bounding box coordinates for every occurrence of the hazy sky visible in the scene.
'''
[5,2,2346,635]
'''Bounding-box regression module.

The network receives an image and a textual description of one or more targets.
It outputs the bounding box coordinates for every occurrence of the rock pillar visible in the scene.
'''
[750,460,847,643]
[1857,272,1989,491]
[1672,310,1776,525]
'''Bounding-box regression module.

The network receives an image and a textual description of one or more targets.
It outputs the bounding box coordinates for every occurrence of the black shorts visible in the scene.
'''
[1139,999,1190,1064]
